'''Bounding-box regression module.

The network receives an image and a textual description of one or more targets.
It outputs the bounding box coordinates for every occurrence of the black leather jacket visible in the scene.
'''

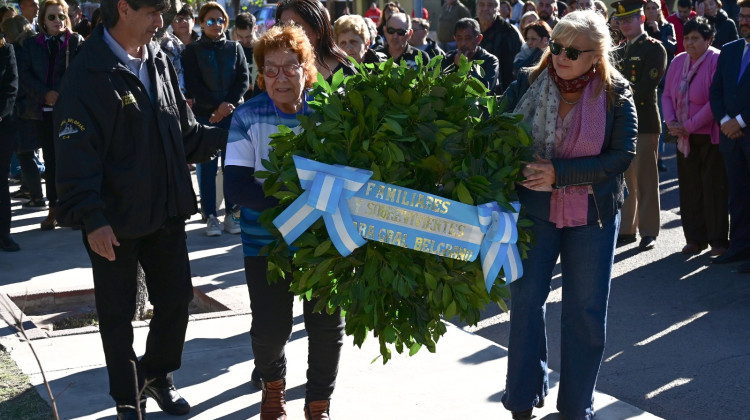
[502,71,638,224]
[182,35,249,118]
[54,26,227,237]
[17,30,83,120]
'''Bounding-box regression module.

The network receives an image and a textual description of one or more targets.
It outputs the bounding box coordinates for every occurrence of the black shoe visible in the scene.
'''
[10,189,30,199]
[639,236,656,251]
[116,400,147,420]
[0,235,20,252]
[738,260,750,273]
[712,248,750,264]
[144,383,190,415]
[22,198,46,208]
[617,234,637,245]
[250,367,263,390]
[512,408,533,420]
[657,159,667,172]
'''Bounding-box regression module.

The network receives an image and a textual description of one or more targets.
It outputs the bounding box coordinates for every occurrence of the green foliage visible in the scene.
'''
[259,56,533,362]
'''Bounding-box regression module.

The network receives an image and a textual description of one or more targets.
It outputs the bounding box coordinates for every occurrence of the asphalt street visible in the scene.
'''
[453,144,750,420]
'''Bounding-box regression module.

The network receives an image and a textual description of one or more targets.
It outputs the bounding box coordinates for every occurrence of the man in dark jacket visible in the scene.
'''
[443,18,500,91]
[375,13,430,67]
[613,0,667,251]
[477,0,524,92]
[53,0,227,418]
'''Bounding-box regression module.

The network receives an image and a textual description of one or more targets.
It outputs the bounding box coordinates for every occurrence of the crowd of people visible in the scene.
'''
[1,0,750,419]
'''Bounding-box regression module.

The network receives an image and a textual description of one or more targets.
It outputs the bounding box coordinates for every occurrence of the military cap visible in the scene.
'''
[610,0,646,17]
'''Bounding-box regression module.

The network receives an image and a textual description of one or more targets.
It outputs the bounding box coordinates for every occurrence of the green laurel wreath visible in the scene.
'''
[256,55,533,362]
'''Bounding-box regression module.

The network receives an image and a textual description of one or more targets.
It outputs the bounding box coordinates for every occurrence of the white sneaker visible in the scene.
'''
[224,212,241,234]
[205,215,222,237]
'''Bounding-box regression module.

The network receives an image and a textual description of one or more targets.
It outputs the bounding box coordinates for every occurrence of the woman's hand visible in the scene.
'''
[209,101,235,124]
[521,158,555,192]
[667,121,689,137]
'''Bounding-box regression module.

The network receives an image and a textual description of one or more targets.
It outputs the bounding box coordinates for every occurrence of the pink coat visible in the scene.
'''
[661,48,720,144]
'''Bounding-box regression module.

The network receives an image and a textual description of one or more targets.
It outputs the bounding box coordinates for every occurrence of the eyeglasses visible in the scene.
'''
[262,63,303,78]
[386,27,408,36]
[174,16,193,23]
[549,41,594,61]
[739,12,750,21]
[205,17,226,27]
[46,13,66,22]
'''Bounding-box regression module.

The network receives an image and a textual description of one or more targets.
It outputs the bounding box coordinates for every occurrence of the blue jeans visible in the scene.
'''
[195,115,232,218]
[502,211,620,420]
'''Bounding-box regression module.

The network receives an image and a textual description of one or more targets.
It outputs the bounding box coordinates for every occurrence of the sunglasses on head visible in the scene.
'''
[386,27,408,36]
[549,41,594,61]
[262,63,303,78]
[47,13,66,22]
[205,17,226,27]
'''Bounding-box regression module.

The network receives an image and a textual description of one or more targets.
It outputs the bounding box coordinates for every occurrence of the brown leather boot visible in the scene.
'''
[304,400,330,420]
[260,379,286,420]
[40,207,56,231]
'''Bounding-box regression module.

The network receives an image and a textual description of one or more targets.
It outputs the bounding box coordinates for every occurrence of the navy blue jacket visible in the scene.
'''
[502,71,638,224]
[182,35,249,118]
[710,38,750,146]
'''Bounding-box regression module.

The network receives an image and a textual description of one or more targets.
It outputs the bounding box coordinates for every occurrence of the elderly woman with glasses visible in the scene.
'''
[17,0,83,230]
[501,10,637,420]
[182,1,249,237]
[223,24,343,420]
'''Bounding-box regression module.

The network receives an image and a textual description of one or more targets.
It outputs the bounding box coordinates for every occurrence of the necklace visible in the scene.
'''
[273,99,306,123]
[560,95,580,105]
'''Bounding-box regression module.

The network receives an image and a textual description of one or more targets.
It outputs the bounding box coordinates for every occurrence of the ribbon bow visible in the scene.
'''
[477,201,523,292]
[273,156,373,256]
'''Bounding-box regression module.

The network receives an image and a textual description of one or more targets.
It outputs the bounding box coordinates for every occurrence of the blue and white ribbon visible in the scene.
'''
[273,156,373,256]
[477,201,523,292]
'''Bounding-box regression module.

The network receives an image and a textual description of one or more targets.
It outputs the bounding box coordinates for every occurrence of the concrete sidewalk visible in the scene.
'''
[0,195,662,420]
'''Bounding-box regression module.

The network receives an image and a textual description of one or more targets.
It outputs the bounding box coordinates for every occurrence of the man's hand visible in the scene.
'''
[521,158,555,192]
[209,102,235,124]
[720,118,744,139]
[87,225,120,261]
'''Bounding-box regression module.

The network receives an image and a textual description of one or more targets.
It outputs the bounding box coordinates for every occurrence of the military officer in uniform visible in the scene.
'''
[612,0,667,250]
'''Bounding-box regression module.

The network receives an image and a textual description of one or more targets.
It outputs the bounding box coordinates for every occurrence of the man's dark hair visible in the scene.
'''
[683,15,716,40]
[739,0,750,7]
[235,12,255,30]
[175,4,194,18]
[386,12,411,29]
[454,17,480,36]
[100,0,169,28]
[676,0,692,8]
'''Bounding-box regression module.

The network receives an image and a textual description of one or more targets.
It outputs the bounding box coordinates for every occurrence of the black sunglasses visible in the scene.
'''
[205,17,226,27]
[386,27,408,36]
[549,41,594,61]
[47,13,67,22]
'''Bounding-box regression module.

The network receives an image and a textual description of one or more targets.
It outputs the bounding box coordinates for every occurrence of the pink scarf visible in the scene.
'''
[549,78,607,228]
[674,49,711,157]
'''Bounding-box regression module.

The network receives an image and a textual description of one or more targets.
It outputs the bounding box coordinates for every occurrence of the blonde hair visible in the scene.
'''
[529,10,621,106]
[333,14,370,45]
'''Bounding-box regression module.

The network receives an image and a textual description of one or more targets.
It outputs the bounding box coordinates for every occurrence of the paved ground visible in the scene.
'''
[1,145,745,419]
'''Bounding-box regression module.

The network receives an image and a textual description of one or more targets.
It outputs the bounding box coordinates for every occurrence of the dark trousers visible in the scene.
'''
[720,134,750,253]
[15,150,43,200]
[245,256,344,403]
[676,134,729,248]
[83,218,193,406]
[38,111,57,205]
[0,119,15,235]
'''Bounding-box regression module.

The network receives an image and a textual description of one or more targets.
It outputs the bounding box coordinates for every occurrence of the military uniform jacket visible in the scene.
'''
[615,33,667,133]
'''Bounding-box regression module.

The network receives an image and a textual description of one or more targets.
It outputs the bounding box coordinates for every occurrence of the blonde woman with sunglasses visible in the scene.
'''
[500,10,637,420]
